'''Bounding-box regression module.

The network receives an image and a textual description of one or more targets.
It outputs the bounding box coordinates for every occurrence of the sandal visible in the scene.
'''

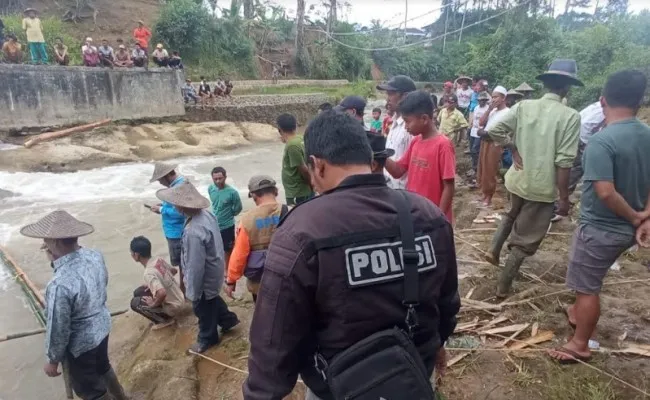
[549,346,592,365]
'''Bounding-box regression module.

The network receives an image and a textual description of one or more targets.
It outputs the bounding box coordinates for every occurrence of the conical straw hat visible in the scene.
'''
[507,89,524,97]
[156,181,210,209]
[150,163,177,183]
[514,82,534,92]
[20,210,94,239]
[455,75,472,84]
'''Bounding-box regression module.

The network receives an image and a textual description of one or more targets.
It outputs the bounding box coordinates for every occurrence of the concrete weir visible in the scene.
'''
[0,64,185,130]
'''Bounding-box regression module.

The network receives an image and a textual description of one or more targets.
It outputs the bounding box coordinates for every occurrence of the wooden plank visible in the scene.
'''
[478,316,509,330]
[497,324,531,347]
[462,298,503,311]
[508,330,555,350]
[447,352,471,367]
[480,323,530,335]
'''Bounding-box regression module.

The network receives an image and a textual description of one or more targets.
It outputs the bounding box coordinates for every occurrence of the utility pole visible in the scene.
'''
[443,0,449,52]
[404,0,409,43]
[459,0,468,42]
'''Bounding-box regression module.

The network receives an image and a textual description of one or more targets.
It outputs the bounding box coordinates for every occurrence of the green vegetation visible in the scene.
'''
[154,0,257,79]
[237,80,375,103]
[2,16,81,65]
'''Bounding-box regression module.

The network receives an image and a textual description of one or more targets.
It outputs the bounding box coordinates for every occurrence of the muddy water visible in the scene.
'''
[0,142,286,400]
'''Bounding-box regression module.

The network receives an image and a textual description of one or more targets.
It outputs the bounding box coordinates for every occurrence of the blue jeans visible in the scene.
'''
[28,42,48,64]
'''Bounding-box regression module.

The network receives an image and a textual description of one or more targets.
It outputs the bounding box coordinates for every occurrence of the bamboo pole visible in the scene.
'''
[0,246,70,397]
[24,119,111,149]
[0,310,129,343]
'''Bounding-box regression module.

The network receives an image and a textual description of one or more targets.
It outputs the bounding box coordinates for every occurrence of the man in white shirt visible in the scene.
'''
[455,76,474,116]
[477,85,510,207]
[376,75,417,189]
[469,91,490,180]
[152,43,169,67]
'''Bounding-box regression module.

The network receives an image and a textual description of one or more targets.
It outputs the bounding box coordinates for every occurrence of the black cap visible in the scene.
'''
[366,132,395,159]
[376,75,417,93]
[335,95,367,114]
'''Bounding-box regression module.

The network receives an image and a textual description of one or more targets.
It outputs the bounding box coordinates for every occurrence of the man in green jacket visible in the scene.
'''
[485,59,583,297]
[208,167,243,267]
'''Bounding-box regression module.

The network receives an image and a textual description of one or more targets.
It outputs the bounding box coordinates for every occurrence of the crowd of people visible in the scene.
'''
[19,58,650,400]
[182,77,235,104]
[0,10,183,70]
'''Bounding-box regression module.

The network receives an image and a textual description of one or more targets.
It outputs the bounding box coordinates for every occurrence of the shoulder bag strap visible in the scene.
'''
[392,190,420,337]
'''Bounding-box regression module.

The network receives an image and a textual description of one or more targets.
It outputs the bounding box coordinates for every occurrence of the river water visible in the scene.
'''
[0,142,286,400]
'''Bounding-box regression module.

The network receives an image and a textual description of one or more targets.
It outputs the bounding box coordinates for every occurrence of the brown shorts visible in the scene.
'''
[566,224,635,295]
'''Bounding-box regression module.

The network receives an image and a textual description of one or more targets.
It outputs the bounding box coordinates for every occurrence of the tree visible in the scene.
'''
[243,0,254,19]
[295,0,310,75]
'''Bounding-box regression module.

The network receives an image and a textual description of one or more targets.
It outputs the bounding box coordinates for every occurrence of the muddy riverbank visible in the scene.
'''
[0,121,280,173]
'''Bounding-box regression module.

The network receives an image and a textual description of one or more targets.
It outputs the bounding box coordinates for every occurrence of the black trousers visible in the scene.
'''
[130,286,173,324]
[67,335,111,400]
[192,294,238,345]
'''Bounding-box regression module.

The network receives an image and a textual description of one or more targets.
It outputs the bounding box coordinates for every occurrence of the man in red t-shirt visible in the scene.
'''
[385,90,456,222]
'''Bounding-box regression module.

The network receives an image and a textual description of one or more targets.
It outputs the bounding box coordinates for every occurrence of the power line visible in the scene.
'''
[311,0,472,36]
[320,0,531,52]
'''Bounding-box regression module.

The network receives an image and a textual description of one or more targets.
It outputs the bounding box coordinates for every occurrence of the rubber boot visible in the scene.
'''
[485,216,514,266]
[496,248,526,298]
[101,367,129,400]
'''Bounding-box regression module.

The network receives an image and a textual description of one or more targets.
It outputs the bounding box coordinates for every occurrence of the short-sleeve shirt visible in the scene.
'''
[456,88,473,108]
[144,257,184,315]
[281,135,312,199]
[370,119,382,133]
[580,118,650,237]
[397,134,456,221]
[470,104,489,138]
[22,17,44,42]
[438,108,469,139]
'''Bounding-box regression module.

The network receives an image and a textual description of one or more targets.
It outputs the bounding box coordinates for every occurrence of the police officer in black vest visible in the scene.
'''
[244,110,460,400]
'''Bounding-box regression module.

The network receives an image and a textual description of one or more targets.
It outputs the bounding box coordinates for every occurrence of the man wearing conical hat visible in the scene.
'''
[20,210,129,400]
[485,59,583,297]
[156,181,239,353]
[149,162,186,292]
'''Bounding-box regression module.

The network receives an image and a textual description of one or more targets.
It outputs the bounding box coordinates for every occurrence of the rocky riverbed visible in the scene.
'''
[0,121,280,173]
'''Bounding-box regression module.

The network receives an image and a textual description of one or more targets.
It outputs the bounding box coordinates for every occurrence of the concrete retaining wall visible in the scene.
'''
[0,64,186,130]
[185,93,330,126]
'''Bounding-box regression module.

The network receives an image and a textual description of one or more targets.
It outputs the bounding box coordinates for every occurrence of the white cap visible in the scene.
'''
[493,85,507,96]
[86,37,93,42]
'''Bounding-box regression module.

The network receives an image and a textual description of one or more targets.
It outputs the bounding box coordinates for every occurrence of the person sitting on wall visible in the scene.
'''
[213,78,226,97]
[82,38,100,67]
[182,79,199,104]
[131,42,147,68]
[224,80,234,98]
[151,43,169,67]
[198,77,212,99]
[2,33,23,64]
[98,39,115,68]
[114,44,133,68]
[53,37,69,66]
[168,50,183,69]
